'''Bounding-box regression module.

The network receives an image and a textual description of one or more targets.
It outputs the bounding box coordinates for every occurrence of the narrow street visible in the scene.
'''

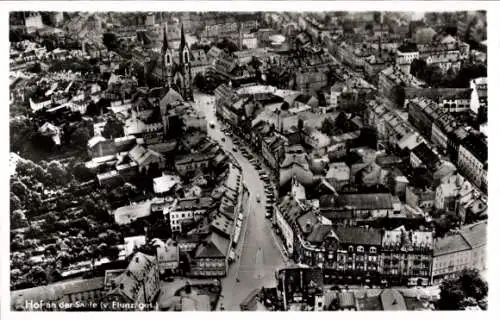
[192,92,287,310]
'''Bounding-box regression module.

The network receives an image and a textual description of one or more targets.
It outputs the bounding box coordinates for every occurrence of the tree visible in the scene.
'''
[11,209,28,228]
[477,106,487,125]
[102,117,124,139]
[410,58,427,78]
[320,117,336,136]
[10,117,35,154]
[83,199,102,217]
[216,38,239,54]
[423,64,444,86]
[11,180,30,202]
[26,265,48,287]
[438,268,488,310]
[70,126,92,149]
[72,162,95,182]
[102,32,119,51]
[47,160,72,186]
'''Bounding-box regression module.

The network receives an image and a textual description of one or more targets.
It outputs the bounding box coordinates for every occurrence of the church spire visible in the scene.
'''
[179,23,186,52]
[162,25,169,55]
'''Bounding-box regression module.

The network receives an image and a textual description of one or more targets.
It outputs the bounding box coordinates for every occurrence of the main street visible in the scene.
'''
[192,92,288,310]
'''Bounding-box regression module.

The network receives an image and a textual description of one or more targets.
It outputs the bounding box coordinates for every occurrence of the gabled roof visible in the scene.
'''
[307,224,334,244]
[459,221,486,249]
[434,233,470,256]
[334,227,383,246]
[277,195,305,226]
[194,232,229,258]
[159,88,184,112]
[411,143,439,167]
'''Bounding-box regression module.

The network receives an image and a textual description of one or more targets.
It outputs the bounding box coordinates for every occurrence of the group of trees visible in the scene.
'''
[193,72,227,94]
[102,116,124,139]
[437,268,488,310]
[320,112,357,137]
[10,155,127,290]
[410,59,487,88]
[102,32,120,51]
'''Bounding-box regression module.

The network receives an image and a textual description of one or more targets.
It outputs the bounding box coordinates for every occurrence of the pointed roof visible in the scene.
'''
[162,25,169,55]
[179,23,186,53]
[160,87,184,113]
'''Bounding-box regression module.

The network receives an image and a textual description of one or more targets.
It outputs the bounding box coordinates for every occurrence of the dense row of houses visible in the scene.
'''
[273,187,486,286]
[407,97,487,192]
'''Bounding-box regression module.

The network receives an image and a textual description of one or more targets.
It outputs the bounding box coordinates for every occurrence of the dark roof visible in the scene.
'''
[194,232,229,258]
[336,193,394,210]
[411,143,439,167]
[461,134,487,164]
[307,224,333,244]
[404,88,472,101]
[398,42,418,52]
[278,196,305,226]
[296,210,317,234]
[334,227,383,246]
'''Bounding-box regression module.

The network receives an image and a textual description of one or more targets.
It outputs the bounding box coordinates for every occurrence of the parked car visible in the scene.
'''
[221,137,226,142]
[256,194,261,203]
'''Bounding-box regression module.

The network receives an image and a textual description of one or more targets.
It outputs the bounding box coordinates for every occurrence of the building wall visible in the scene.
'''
[432,250,472,280]
[431,123,449,150]
[170,209,208,232]
[396,50,419,66]
[336,245,380,275]
[275,206,295,255]
[191,257,227,277]
[457,145,484,188]
[175,158,211,176]
[380,249,432,285]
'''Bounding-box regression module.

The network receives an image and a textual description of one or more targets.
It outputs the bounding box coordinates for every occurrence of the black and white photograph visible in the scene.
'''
[6,2,490,313]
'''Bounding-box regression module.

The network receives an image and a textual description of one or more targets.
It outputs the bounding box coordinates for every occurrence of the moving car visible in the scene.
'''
[256,194,261,203]
[221,137,226,142]
[233,147,238,152]
[209,122,215,129]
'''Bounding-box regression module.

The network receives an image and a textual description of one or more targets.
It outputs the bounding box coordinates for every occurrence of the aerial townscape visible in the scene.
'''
[9,10,487,312]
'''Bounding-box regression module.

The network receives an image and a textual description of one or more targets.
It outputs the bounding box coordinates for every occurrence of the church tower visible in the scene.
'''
[162,25,174,88]
[178,24,193,101]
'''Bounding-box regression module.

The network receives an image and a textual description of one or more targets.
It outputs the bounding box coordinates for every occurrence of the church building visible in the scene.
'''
[149,24,194,101]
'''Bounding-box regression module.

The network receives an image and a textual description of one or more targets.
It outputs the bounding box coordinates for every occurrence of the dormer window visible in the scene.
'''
[357,246,364,253]
[348,245,354,252]
[369,247,377,254]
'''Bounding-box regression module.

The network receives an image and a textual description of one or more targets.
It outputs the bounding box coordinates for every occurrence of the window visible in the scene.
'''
[166,54,171,64]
